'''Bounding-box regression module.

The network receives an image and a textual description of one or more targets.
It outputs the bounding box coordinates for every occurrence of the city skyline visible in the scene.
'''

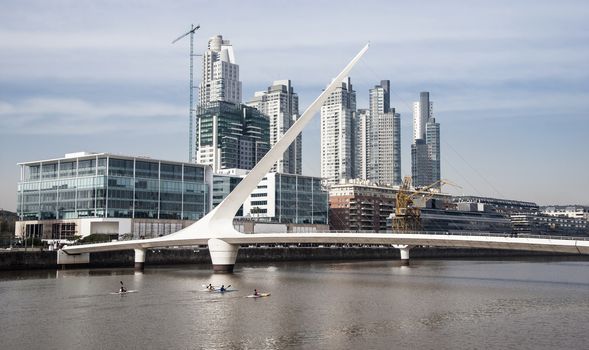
[1,0,588,210]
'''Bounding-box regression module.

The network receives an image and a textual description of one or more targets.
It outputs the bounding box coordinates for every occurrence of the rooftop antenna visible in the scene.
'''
[172,24,201,163]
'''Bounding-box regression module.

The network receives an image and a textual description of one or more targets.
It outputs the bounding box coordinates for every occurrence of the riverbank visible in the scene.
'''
[0,246,583,271]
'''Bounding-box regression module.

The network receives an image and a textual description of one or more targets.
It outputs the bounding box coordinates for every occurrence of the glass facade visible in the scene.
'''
[275,174,328,224]
[212,175,243,216]
[17,154,211,222]
[195,101,270,171]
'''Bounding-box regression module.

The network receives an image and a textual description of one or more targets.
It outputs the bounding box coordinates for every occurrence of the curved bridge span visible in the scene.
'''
[62,232,589,272]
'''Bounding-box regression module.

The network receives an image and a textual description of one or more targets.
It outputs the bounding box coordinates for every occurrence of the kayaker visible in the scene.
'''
[254,289,259,296]
[207,283,214,291]
[220,285,226,292]
[119,281,127,293]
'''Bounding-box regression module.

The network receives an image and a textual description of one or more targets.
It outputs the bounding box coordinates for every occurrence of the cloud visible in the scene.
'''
[0,0,588,208]
[0,97,185,135]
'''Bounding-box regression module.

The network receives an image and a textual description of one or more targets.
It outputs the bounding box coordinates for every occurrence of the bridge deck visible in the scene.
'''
[62,232,589,255]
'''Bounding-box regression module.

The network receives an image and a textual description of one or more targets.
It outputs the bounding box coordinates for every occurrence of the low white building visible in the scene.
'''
[542,205,589,221]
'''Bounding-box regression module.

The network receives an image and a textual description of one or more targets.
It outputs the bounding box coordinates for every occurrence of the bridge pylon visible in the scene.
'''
[134,248,146,271]
[393,245,414,266]
[208,239,239,273]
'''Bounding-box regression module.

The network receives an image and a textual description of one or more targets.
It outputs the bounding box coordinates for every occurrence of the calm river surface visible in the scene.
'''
[1,258,589,350]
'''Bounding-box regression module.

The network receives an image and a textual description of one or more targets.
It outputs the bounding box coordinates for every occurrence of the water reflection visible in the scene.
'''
[1,259,589,350]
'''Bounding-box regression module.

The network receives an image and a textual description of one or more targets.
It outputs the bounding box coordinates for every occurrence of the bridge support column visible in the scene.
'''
[393,245,413,266]
[134,248,146,271]
[208,238,239,273]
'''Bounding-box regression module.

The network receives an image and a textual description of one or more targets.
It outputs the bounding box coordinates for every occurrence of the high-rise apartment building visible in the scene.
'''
[247,80,301,174]
[411,92,441,188]
[353,109,369,180]
[370,80,390,115]
[426,118,440,186]
[320,77,356,186]
[364,80,401,185]
[195,101,270,172]
[198,35,242,107]
[194,35,270,172]
[411,139,430,186]
[412,91,433,141]
[353,81,401,185]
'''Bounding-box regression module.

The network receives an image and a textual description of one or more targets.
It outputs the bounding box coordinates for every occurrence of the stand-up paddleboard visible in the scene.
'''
[246,293,271,298]
[110,290,138,295]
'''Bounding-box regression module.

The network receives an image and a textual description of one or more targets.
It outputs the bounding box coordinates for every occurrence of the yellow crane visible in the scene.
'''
[391,177,461,232]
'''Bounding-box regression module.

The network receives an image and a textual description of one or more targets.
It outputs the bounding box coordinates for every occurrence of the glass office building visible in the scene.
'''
[243,172,329,225]
[195,101,270,172]
[16,152,213,239]
[212,173,244,216]
[17,152,212,221]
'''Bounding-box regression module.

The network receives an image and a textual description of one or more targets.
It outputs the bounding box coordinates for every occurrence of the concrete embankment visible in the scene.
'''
[0,251,59,270]
[0,247,582,271]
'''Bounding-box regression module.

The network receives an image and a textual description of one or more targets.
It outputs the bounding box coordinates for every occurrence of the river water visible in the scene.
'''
[1,258,589,350]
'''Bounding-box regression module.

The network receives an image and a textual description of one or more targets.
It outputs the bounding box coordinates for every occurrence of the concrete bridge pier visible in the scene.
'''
[393,245,414,266]
[134,248,146,271]
[208,238,239,273]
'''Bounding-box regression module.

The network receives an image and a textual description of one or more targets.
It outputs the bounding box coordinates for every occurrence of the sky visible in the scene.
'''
[1,0,588,211]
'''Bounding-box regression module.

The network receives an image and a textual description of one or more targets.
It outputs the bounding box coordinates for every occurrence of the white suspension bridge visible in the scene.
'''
[62,43,589,272]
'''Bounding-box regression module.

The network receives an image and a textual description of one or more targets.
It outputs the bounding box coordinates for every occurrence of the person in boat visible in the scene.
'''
[220,285,226,292]
[119,281,127,293]
[207,283,214,291]
[254,289,259,296]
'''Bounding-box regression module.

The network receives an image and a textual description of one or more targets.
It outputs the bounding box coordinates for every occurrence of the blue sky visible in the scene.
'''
[1,0,588,211]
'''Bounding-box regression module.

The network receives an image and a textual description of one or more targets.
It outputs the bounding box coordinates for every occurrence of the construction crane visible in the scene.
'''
[392,176,421,231]
[391,177,461,232]
[172,24,201,163]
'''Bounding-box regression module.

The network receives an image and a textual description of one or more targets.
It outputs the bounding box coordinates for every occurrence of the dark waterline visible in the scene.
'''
[1,258,589,350]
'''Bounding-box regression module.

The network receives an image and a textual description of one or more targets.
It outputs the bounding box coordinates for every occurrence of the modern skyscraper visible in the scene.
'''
[247,80,301,174]
[411,92,441,188]
[370,80,390,114]
[364,80,401,185]
[195,101,270,172]
[411,139,430,186]
[426,118,441,186]
[194,35,270,172]
[353,109,369,180]
[413,91,433,141]
[320,77,356,185]
[198,35,242,107]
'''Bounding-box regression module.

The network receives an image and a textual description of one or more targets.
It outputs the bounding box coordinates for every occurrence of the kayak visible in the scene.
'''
[213,289,237,293]
[247,293,271,298]
[201,284,232,292]
[200,289,237,293]
[110,290,138,295]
